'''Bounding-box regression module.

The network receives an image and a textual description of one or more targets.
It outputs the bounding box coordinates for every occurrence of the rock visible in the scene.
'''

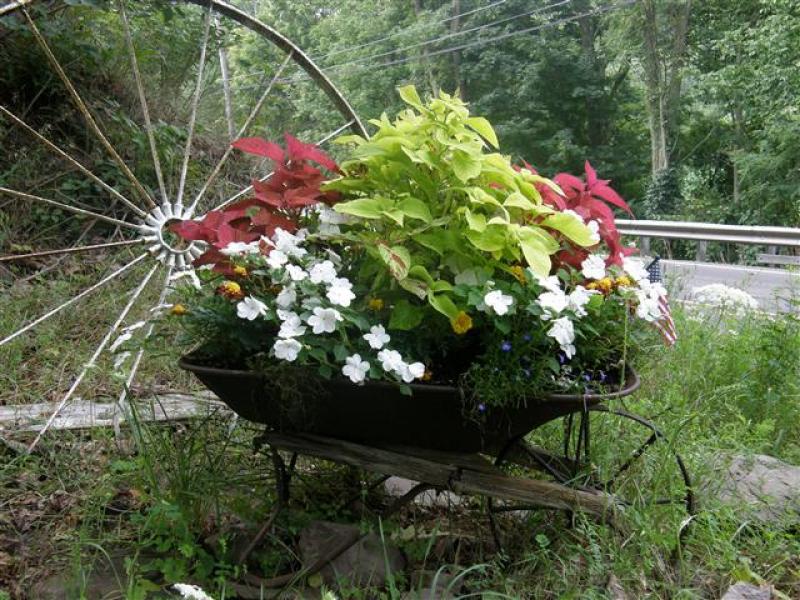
[720,582,773,600]
[298,520,406,588]
[34,563,125,599]
[706,454,800,522]
[384,477,464,508]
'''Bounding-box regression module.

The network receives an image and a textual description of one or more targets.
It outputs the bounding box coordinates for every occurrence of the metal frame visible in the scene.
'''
[616,219,800,247]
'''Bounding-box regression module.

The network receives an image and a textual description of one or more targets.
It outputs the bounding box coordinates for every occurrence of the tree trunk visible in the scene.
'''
[639,0,692,176]
[413,0,439,96]
[451,0,465,98]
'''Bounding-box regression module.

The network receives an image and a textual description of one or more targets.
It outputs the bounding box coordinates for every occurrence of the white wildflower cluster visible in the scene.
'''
[222,229,425,385]
[690,283,759,314]
[172,583,215,600]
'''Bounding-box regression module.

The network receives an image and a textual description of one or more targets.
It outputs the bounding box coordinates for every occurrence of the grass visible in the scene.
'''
[1,255,799,598]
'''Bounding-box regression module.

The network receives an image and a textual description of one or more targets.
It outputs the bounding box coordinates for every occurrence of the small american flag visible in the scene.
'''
[647,257,677,346]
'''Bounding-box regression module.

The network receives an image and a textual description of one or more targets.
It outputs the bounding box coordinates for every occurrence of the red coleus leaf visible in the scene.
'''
[591,183,633,216]
[232,137,285,162]
[284,133,339,172]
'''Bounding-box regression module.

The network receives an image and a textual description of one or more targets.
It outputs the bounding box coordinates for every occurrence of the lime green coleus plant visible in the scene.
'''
[323,86,595,328]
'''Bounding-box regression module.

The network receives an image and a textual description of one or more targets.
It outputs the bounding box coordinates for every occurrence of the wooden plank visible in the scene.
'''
[0,392,228,432]
[757,253,800,266]
[263,432,618,517]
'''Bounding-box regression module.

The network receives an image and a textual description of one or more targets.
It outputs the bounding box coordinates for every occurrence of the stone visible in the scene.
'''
[606,574,629,600]
[401,569,463,599]
[298,520,406,588]
[720,582,772,600]
[705,454,800,523]
[384,476,464,508]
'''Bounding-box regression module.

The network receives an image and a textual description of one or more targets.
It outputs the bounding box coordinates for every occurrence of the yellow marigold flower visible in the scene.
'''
[233,265,248,277]
[450,311,473,335]
[615,275,633,288]
[586,281,600,291]
[509,265,527,284]
[217,280,244,300]
[597,277,614,294]
[368,297,385,311]
[422,369,433,382]
[170,303,188,316]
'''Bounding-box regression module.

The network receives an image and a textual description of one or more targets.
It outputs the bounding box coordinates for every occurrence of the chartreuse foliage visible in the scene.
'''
[324,86,595,327]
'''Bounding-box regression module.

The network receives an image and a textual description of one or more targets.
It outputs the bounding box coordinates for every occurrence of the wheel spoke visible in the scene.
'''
[604,433,658,489]
[186,51,294,217]
[118,0,168,205]
[210,119,356,213]
[216,14,236,142]
[26,263,162,452]
[0,187,144,232]
[0,252,148,347]
[175,1,214,210]
[0,106,147,217]
[21,8,155,209]
[0,239,144,262]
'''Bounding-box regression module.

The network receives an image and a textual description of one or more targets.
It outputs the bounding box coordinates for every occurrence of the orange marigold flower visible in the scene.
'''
[368,297,385,311]
[597,277,614,294]
[170,303,188,316]
[450,311,473,335]
[509,265,527,284]
[615,275,633,288]
[217,280,244,300]
[233,265,248,277]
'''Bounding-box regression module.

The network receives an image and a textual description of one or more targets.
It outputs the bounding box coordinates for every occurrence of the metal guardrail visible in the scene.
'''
[615,220,800,247]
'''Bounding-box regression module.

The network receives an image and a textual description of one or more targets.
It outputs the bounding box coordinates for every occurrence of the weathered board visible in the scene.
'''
[0,392,229,433]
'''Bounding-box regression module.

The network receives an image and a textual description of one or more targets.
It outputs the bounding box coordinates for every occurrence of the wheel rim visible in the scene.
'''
[0,0,365,451]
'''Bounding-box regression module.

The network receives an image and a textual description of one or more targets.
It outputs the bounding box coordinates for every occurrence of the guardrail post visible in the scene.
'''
[640,236,651,255]
[695,241,707,262]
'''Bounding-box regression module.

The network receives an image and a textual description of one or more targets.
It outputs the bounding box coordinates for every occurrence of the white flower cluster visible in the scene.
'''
[534,275,597,358]
[691,283,759,313]
[172,584,215,600]
[222,230,424,385]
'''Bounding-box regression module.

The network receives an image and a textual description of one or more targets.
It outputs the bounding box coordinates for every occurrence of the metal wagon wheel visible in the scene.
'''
[0,0,365,451]
[487,403,694,553]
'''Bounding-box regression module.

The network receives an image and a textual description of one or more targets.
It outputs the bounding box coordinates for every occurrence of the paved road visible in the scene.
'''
[662,260,799,313]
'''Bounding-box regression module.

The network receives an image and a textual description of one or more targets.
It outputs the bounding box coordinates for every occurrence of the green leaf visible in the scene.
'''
[398,277,428,299]
[332,344,349,362]
[427,292,460,319]
[541,213,596,247]
[464,208,486,232]
[503,191,536,211]
[415,231,450,255]
[389,299,425,330]
[451,149,482,183]
[465,116,499,148]
[398,84,424,110]
[378,243,411,280]
[381,209,405,226]
[465,225,506,252]
[397,197,432,223]
[334,197,391,219]
[408,264,435,285]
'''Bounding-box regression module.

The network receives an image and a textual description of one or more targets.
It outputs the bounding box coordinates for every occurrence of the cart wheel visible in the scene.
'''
[487,404,694,553]
[0,0,365,448]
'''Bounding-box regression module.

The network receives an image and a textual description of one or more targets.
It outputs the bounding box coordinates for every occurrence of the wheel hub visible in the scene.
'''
[139,203,203,271]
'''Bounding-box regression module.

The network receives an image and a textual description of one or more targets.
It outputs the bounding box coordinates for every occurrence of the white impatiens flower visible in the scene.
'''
[307,306,343,334]
[377,349,404,373]
[342,353,370,384]
[275,286,296,309]
[547,316,576,359]
[236,296,268,321]
[266,249,289,269]
[581,254,607,280]
[484,290,514,315]
[587,220,601,244]
[285,264,308,282]
[363,325,391,349]
[318,205,352,236]
[537,290,568,319]
[622,256,650,282]
[327,277,356,307]
[278,311,306,338]
[309,260,338,285]
[273,338,302,362]
[535,274,563,294]
[173,583,215,600]
[220,241,259,256]
[568,285,596,318]
[399,361,425,383]
[272,228,307,259]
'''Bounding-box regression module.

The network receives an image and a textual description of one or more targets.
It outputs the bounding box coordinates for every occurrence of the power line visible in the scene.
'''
[287,0,637,84]
[317,0,573,71]
[314,0,511,62]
